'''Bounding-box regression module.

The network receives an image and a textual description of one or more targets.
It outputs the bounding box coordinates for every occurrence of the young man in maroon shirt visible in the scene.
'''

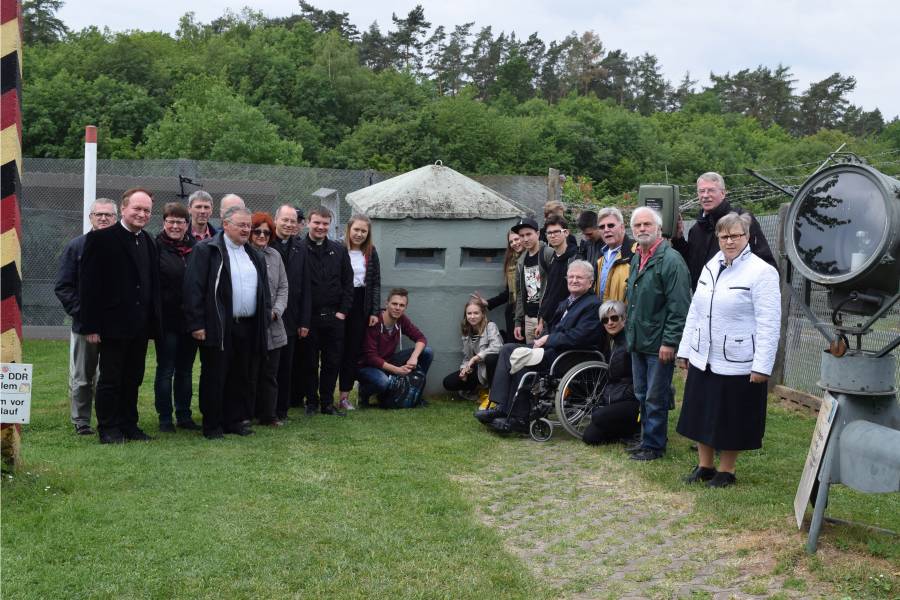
[356,288,432,407]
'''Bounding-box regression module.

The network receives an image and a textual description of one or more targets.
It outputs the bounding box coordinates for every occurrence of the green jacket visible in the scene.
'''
[624,239,691,355]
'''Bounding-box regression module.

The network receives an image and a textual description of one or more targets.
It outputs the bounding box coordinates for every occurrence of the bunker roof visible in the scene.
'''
[346,162,532,220]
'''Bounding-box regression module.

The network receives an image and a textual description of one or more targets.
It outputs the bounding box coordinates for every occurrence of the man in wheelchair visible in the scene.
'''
[474,260,604,434]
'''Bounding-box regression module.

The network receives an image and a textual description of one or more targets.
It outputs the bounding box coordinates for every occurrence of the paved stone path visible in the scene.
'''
[459,439,833,599]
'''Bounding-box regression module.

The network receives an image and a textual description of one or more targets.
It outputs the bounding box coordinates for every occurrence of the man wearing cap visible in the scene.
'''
[476,260,603,433]
[512,217,555,344]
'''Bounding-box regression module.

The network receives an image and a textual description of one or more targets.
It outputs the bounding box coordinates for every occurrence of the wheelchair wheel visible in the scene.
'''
[529,418,553,442]
[555,361,608,439]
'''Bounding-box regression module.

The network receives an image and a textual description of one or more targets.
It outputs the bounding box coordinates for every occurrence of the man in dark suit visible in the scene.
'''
[80,188,161,444]
[475,259,604,433]
[184,204,271,439]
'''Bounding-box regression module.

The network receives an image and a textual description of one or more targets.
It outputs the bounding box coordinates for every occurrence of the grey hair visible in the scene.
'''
[223,205,251,221]
[697,172,726,191]
[567,259,595,282]
[715,211,752,236]
[188,190,213,207]
[599,300,626,319]
[597,206,624,225]
[90,198,117,215]
[630,206,663,229]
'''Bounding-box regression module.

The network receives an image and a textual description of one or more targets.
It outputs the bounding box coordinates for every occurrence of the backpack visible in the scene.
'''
[379,369,427,409]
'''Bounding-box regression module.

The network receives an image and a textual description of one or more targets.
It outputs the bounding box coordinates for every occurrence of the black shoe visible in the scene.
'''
[305,405,317,416]
[176,420,200,431]
[203,428,224,440]
[489,417,528,434]
[629,448,664,461]
[123,428,152,442]
[224,425,254,436]
[320,404,346,416]
[159,422,176,433]
[707,471,736,488]
[474,407,505,424]
[683,465,717,483]
[98,431,125,444]
[624,440,643,453]
[75,424,96,436]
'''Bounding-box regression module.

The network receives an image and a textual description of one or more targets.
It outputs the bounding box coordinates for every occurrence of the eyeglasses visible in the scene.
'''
[226,221,252,230]
[91,212,115,219]
[164,218,186,226]
[717,233,746,242]
[251,229,271,238]
[601,314,621,325]
[597,223,619,230]
[546,229,565,236]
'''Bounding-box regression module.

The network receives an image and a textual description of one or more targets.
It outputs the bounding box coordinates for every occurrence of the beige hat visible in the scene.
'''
[509,346,545,374]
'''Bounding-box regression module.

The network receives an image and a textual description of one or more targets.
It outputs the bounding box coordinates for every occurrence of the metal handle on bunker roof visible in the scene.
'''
[434,160,443,166]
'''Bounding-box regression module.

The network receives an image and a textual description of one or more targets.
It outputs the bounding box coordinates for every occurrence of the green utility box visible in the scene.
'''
[637,184,679,239]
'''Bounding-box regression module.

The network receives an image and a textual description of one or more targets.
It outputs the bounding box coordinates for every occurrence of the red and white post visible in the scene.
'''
[83,125,97,234]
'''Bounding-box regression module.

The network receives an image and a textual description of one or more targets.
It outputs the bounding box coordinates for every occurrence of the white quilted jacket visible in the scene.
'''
[677,246,781,376]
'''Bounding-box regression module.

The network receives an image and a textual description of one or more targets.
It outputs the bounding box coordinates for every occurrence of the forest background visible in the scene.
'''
[22,0,900,213]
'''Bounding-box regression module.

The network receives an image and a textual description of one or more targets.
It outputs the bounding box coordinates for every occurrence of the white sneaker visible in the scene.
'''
[338,398,355,411]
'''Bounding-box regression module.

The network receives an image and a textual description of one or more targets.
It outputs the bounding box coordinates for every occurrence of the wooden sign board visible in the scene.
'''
[794,392,839,528]
[0,363,33,424]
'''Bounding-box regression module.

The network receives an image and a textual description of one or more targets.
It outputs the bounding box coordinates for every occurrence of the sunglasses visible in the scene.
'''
[601,314,621,324]
[251,229,271,237]
[597,223,619,230]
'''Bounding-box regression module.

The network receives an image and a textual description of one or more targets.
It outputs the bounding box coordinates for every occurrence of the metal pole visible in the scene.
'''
[806,439,836,553]
[83,126,97,234]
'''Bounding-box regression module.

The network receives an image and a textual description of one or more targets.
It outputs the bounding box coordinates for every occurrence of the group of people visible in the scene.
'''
[462,173,780,487]
[56,170,781,487]
[56,189,433,443]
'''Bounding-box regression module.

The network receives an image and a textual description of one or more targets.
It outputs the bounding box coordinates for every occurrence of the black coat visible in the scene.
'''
[539,242,577,322]
[362,247,382,316]
[674,200,776,290]
[301,235,354,314]
[156,232,196,334]
[276,235,312,336]
[183,232,270,352]
[54,233,87,334]
[602,331,636,405]
[79,224,162,340]
[542,292,604,364]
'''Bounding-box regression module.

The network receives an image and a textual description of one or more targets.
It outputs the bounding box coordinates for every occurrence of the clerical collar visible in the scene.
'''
[120,221,140,235]
[224,236,244,250]
[307,235,326,246]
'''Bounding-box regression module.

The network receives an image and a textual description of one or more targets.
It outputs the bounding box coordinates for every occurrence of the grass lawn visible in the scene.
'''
[2,340,898,599]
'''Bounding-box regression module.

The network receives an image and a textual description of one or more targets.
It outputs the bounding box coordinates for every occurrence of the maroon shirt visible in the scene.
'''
[360,312,427,369]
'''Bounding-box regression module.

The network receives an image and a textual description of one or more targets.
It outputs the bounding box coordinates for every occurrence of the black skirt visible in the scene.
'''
[676,365,767,451]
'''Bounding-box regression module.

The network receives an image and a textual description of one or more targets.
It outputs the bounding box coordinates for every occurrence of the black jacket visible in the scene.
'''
[577,237,604,277]
[301,235,353,314]
[542,292,604,364]
[539,242,577,322]
[79,223,162,340]
[156,232,196,334]
[54,233,88,334]
[362,247,382,316]
[602,331,636,405]
[673,200,776,290]
[183,232,270,351]
[275,235,312,336]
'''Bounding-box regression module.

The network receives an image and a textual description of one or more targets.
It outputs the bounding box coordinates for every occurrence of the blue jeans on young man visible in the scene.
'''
[631,352,675,452]
[154,330,198,424]
[357,347,434,401]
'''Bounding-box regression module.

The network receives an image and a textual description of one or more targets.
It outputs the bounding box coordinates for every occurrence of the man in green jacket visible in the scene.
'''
[624,207,691,461]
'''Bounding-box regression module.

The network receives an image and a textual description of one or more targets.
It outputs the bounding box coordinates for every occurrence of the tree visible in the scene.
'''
[359,21,395,72]
[629,53,670,116]
[296,0,359,40]
[563,31,606,96]
[597,49,631,106]
[466,27,505,100]
[667,71,697,111]
[22,0,68,45]
[389,5,431,72]
[796,73,856,135]
[492,49,533,103]
[710,65,796,128]
[840,106,884,137]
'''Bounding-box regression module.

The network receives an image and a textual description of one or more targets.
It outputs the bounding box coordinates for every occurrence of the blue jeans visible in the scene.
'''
[631,352,675,452]
[154,331,198,424]
[357,347,433,400]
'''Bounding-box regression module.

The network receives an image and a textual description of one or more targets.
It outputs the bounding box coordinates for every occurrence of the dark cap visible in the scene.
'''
[511,217,539,234]
[294,206,305,220]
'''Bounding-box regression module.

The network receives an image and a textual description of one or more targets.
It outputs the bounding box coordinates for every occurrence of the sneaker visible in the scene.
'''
[338,398,355,411]
[629,448,664,461]
[683,465,717,484]
[75,424,95,436]
[707,471,737,488]
[477,389,492,410]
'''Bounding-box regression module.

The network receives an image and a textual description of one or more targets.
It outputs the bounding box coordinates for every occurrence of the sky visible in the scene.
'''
[58,0,900,120]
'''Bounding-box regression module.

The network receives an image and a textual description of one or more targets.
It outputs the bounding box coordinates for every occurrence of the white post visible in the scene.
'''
[83,125,97,234]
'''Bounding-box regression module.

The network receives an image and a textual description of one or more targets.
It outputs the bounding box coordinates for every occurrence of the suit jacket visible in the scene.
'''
[79,223,162,340]
[541,292,604,364]
[54,233,88,334]
[278,236,312,336]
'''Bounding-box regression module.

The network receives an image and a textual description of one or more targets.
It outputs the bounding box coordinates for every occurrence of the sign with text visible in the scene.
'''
[0,363,33,424]
[794,392,839,528]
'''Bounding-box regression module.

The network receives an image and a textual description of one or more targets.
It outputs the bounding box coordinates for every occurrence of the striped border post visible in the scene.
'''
[1,0,23,470]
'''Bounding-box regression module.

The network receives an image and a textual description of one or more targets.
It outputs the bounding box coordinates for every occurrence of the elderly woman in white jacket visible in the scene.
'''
[676,212,780,488]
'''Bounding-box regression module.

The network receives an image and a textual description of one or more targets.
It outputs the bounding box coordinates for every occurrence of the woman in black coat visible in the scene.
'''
[582,300,639,445]
[153,202,199,432]
[338,215,381,410]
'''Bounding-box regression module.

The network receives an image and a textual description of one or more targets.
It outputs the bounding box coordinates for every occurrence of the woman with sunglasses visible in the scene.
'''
[154,202,200,432]
[249,212,289,426]
[676,212,780,488]
[338,214,381,410]
[581,300,639,445]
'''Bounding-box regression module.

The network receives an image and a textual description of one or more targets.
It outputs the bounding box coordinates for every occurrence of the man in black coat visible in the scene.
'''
[55,198,118,436]
[672,172,776,290]
[270,204,312,421]
[297,206,353,416]
[476,259,604,433]
[80,188,161,444]
[184,204,271,439]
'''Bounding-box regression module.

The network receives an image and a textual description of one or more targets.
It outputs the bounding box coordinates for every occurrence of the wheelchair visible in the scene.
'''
[512,349,609,442]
